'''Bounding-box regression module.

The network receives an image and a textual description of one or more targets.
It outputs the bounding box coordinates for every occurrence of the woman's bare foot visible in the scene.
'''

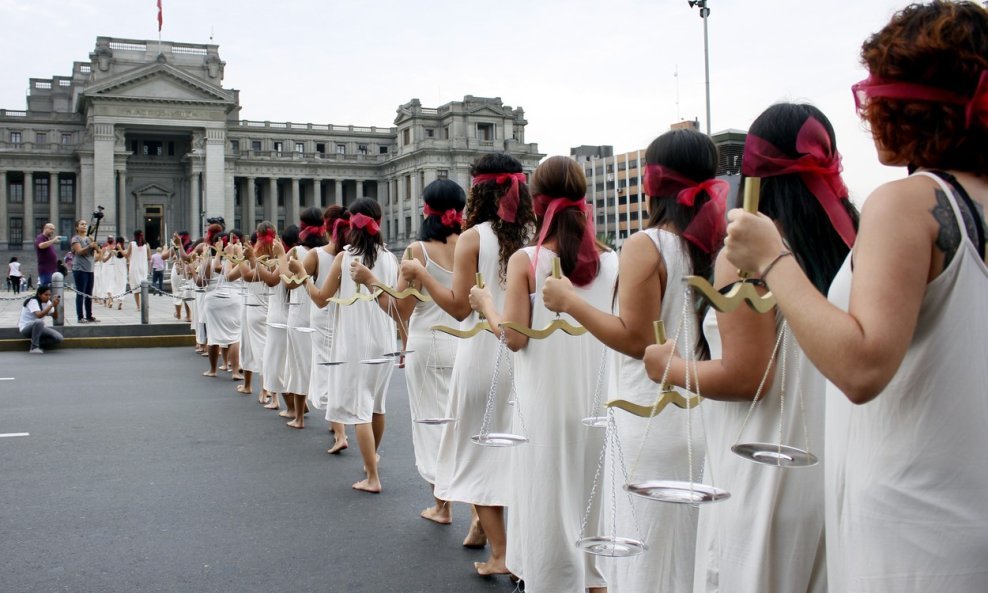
[278,409,292,418]
[264,398,280,410]
[421,506,452,525]
[352,478,381,493]
[232,372,244,381]
[287,418,304,429]
[202,370,216,377]
[463,519,487,549]
[218,364,228,372]
[473,559,509,576]
[235,385,251,395]
[327,439,348,454]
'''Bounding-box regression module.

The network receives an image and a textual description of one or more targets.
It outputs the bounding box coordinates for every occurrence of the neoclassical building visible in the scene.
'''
[0,36,542,264]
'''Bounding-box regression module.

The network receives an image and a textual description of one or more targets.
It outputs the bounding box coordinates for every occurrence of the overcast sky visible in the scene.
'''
[0,0,914,202]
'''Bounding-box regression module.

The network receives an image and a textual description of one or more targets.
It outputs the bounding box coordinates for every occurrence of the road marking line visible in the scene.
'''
[0,433,29,438]
[0,378,14,381]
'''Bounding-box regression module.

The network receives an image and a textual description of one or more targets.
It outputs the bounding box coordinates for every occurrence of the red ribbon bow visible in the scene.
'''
[331,218,351,245]
[256,228,276,245]
[471,172,528,223]
[852,70,988,129]
[423,204,463,227]
[741,116,856,248]
[643,164,729,254]
[299,221,327,241]
[532,194,599,287]
[350,213,380,236]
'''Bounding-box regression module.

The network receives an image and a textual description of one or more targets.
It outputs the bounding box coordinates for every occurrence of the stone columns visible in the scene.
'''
[397,175,406,238]
[410,171,421,235]
[312,179,322,208]
[116,170,127,235]
[266,178,277,224]
[93,123,116,232]
[288,177,300,223]
[49,172,59,227]
[334,179,342,206]
[356,179,364,201]
[0,171,7,245]
[204,128,227,222]
[79,155,94,229]
[244,177,256,231]
[189,171,201,236]
[24,171,34,239]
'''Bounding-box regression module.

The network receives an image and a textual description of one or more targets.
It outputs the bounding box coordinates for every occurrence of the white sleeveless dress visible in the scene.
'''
[129,242,149,289]
[604,229,703,593]
[170,255,186,308]
[308,247,338,410]
[695,307,827,593]
[505,247,618,592]
[261,282,290,394]
[404,242,459,484]
[285,246,313,396]
[93,257,105,298]
[325,245,398,424]
[825,172,988,593]
[108,253,128,297]
[194,258,211,345]
[239,276,270,374]
[433,221,515,507]
[204,263,243,347]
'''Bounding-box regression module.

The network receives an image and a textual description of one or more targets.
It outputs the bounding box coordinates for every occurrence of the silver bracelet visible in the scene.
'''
[760,250,793,280]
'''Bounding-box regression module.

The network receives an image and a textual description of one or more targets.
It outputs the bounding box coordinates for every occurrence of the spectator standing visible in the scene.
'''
[35,223,61,285]
[8,256,23,294]
[18,285,63,354]
[151,248,165,293]
[70,219,100,323]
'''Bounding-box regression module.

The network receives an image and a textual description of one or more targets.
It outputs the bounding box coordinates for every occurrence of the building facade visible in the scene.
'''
[571,127,743,248]
[0,36,542,269]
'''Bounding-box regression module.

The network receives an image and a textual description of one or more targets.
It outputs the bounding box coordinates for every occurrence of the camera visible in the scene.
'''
[92,205,105,221]
[206,216,225,226]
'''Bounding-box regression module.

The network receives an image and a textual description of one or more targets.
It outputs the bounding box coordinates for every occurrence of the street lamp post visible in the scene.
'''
[688,0,712,135]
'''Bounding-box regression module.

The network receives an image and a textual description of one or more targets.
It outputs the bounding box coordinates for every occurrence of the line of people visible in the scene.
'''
[169,3,985,591]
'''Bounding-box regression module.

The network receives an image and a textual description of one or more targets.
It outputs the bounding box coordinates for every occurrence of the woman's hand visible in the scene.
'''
[724,209,787,275]
[542,276,574,314]
[287,259,304,276]
[350,260,374,286]
[642,340,680,384]
[271,240,285,258]
[400,259,425,284]
[468,284,493,315]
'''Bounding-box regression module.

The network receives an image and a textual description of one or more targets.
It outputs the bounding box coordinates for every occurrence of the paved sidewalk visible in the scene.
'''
[0,283,192,328]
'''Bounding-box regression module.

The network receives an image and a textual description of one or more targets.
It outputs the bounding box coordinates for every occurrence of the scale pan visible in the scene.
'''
[471,432,528,447]
[624,480,730,504]
[316,361,347,366]
[581,416,608,428]
[245,303,264,307]
[181,297,196,302]
[293,327,316,333]
[414,417,456,425]
[731,442,819,468]
[267,322,288,329]
[575,536,647,558]
[359,358,391,365]
[193,288,206,293]
[380,351,414,358]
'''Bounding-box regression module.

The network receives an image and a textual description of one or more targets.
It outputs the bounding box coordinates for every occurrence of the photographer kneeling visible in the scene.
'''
[19,285,63,354]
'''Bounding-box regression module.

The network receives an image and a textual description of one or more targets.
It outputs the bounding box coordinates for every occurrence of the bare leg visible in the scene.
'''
[203,345,219,376]
[287,394,305,429]
[236,370,252,395]
[371,413,385,450]
[279,393,294,418]
[183,303,191,322]
[174,304,181,319]
[463,505,487,548]
[133,291,141,310]
[421,486,452,524]
[473,505,508,575]
[352,423,381,493]
[328,422,348,454]
[263,390,281,409]
[218,346,230,371]
[229,343,243,380]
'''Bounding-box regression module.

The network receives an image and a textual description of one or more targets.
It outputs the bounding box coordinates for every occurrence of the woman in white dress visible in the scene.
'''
[106,236,128,310]
[352,179,465,522]
[92,239,106,306]
[259,226,298,414]
[400,153,535,575]
[279,207,327,430]
[470,156,617,592]
[300,206,348,447]
[203,232,243,378]
[309,198,398,493]
[235,225,274,398]
[726,5,988,591]
[126,230,150,310]
[542,129,724,593]
[646,104,858,593]
[167,231,193,322]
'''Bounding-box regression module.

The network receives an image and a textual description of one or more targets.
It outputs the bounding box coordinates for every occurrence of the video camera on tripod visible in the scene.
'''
[87,205,105,238]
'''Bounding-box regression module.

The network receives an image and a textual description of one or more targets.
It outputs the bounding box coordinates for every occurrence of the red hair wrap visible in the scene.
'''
[350,213,380,236]
[471,172,528,223]
[532,194,599,287]
[423,204,464,227]
[643,164,729,254]
[741,116,856,248]
[852,70,988,129]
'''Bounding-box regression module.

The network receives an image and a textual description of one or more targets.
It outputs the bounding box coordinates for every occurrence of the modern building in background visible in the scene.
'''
[571,124,744,247]
[0,36,542,268]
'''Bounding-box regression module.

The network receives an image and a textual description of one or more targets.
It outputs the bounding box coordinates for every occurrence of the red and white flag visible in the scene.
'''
[156,0,163,32]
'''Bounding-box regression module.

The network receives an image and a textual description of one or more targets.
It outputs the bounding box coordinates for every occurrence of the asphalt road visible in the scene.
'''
[0,348,519,593]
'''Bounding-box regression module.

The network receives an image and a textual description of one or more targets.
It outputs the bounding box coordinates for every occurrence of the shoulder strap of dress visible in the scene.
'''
[914,171,984,254]
[417,241,432,267]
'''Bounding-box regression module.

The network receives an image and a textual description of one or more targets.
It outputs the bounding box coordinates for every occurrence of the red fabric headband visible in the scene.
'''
[350,213,380,236]
[643,164,729,254]
[532,194,598,287]
[423,204,463,228]
[741,116,856,248]
[471,172,527,223]
[256,228,276,244]
[331,218,351,244]
[852,70,988,129]
[299,221,327,240]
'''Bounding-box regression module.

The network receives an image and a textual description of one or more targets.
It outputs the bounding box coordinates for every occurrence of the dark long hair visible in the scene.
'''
[418,179,466,243]
[529,156,601,286]
[464,153,536,282]
[298,207,328,249]
[346,198,384,269]
[745,103,859,294]
[323,205,349,253]
[24,284,50,308]
[645,129,719,359]
[280,225,300,250]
